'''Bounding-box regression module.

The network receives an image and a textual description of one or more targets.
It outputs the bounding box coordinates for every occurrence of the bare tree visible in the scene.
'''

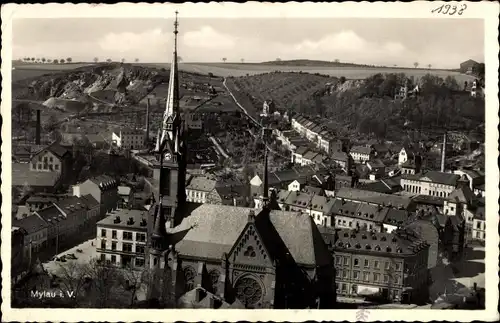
[31,57,35,62]
[428,64,432,70]
[276,58,282,62]
[121,58,126,63]
[334,59,340,63]
[134,58,139,63]
[52,260,92,306]
[222,57,227,63]
[47,59,52,63]
[94,57,99,63]
[241,58,245,64]
[414,62,419,69]
[106,58,112,63]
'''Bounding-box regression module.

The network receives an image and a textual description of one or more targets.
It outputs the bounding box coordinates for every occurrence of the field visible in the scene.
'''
[11,62,97,82]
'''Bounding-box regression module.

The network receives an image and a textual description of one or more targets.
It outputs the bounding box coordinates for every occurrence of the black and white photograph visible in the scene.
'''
[1,2,498,322]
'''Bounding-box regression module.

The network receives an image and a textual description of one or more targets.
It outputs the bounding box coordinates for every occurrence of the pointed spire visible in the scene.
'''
[160,11,181,147]
[152,199,167,240]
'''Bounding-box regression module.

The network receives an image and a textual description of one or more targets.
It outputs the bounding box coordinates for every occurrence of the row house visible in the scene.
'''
[185,175,221,204]
[335,187,415,212]
[400,171,462,198]
[443,186,483,242]
[366,159,386,180]
[350,146,374,164]
[13,215,49,256]
[96,209,148,268]
[291,115,347,156]
[72,175,119,218]
[112,128,146,150]
[292,147,327,167]
[472,207,485,243]
[330,152,352,171]
[274,129,310,152]
[330,199,389,232]
[325,228,429,304]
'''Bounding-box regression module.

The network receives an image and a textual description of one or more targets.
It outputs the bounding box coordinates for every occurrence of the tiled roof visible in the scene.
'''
[310,195,336,213]
[13,214,49,235]
[404,220,439,268]
[333,228,428,256]
[295,146,309,155]
[403,171,460,186]
[276,189,292,204]
[447,186,475,204]
[80,194,99,208]
[284,191,314,208]
[384,209,410,226]
[186,176,217,192]
[167,204,331,266]
[336,187,412,209]
[12,163,59,187]
[473,207,485,221]
[36,205,66,225]
[350,145,372,155]
[97,209,149,230]
[89,175,117,189]
[367,159,385,168]
[303,151,319,160]
[47,143,70,158]
[303,185,323,196]
[331,199,390,223]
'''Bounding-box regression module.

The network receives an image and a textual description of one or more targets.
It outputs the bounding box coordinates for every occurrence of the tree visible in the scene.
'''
[47,59,52,63]
[93,57,99,63]
[177,56,182,63]
[414,62,419,68]
[428,64,432,70]
[66,57,72,63]
[60,59,65,64]
[276,58,281,62]
[241,58,245,64]
[121,58,126,63]
[334,59,340,63]
[134,58,139,63]
[41,58,46,63]
[53,59,59,64]
[31,57,35,62]
[222,57,227,63]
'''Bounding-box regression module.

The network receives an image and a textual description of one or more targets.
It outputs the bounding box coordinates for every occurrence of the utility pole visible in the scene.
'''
[440,132,447,173]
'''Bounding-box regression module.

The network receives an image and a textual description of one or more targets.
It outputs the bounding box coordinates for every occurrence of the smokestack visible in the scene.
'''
[145,98,150,144]
[440,133,447,172]
[35,109,41,145]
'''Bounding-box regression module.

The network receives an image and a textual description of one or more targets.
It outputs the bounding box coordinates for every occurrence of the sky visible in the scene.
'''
[12,18,484,68]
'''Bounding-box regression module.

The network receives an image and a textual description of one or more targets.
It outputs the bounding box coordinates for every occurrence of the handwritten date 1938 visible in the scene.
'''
[432,3,467,16]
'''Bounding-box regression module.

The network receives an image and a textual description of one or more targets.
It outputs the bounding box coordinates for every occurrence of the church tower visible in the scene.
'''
[152,11,188,230]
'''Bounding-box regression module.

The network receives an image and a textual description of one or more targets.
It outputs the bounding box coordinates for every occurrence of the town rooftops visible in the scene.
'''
[186,176,217,192]
[97,209,149,231]
[367,159,385,168]
[332,199,389,223]
[295,146,309,155]
[89,175,117,189]
[79,194,99,208]
[118,186,132,196]
[350,146,372,155]
[333,228,428,256]
[13,214,49,235]
[331,151,350,162]
[54,196,89,213]
[285,191,314,208]
[473,207,485,221]
[403,171,460,186]
[167,204,332,267]
[384,209,410,227]
[336,187,412,209]
[447,186,476,205]
[12,163,60,187]
[119,128,144,136]
[36,205,65,225]
[303,185,324,196]
[47,143,71,158]
[303,151,319,160]
[310,195,336,213]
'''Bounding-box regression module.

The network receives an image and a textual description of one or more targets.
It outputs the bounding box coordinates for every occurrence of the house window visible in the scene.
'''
[32,163,36,169]
[123,231,133,240]
[395,275,400,284]
[353,271,359,280]
[342,270,348,279]
[343,257,349,265]
[123,243,133,252]
[111,255,116,263]
[50,157,53,162]
[136,245,145,254]
[336,269,341,277]
[342,284,347,292]
[374,273,380,282]
[364,259,369,268]
[112,230,117,239]
[44,157,48,163]
[136,233,146,242]
[476,231,480,238]
[135,258,145,267]
[165,207,172,216]
[336,256,342,265]
[354,258,359,266]
[395,263,401,271]
[111,242,117,250]
[100,254,106,262]
[101,229,106,237]
[100,239,106,249]
[476,222,481,229]
[385,262,390,270]
[374,260,379,269]
[55,164,59,170]
[363,272,369,281]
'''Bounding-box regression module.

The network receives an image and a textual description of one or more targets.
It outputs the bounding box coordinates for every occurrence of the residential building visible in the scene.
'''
[366,159,386,178]
[291,146,309,165]
[118,185,134,208]
[34,205,66,248]
[400,171,461,198]
[308,194,336,227]
[326,228,429,304]
[335,187,414,211]
[29,144,72,180]
[400,160,421,175]
[330,152,352,171]
[112,128,145,150]
[261,99,275,117]
[472,208,485,242]
[12,227,28,283]
[185,175,221,204]
[453,169,485,193]
[350,146,373,163]
[398,146,421,166]
[26,195,59,212]
[96,209,149,268]
[330,199,389,232]
[72,175,119,218]
[13,214,49,255]
[459,59,479,74]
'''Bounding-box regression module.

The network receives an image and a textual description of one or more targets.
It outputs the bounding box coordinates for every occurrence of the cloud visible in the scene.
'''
[182,26,237,50]
[97,28,170,59]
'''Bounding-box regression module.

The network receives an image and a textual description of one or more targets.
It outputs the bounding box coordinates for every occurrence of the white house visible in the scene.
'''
[349,146,372,163]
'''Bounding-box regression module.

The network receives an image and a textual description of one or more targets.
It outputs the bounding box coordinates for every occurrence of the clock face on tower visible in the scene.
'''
[164,152,172,161]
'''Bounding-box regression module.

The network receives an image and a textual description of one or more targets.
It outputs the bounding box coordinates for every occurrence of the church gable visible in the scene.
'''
[229,223,273,268]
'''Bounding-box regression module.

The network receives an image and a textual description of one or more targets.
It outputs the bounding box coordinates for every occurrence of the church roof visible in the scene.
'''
[167,204,331,267]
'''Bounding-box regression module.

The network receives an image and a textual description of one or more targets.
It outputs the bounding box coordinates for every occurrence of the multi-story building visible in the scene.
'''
[13,215,49,255]
[398,146,421,166]
[335,187,414,211]
[72,175,119,218]
[185,175,221,204]
[329,228,429,303]
[452,169,485,193]
[330,152,352,171]
[350,146,373,163]
[96,209,149,268]
[472,207,485,243]
[330,199,389,232]
[29,143,72,177]
[12,227,28,283]
[112,128,145,150]
[400,171,461,198]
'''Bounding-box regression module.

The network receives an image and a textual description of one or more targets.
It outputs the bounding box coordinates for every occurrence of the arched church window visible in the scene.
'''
[209,270,220,294]
[234,276,263,308]
[243,246,256,257]
[183,266,196,291]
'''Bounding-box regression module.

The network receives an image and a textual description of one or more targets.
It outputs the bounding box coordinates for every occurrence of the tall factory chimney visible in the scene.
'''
[440,132,447,172]
[35,109,41,145]
[145,97,151,144]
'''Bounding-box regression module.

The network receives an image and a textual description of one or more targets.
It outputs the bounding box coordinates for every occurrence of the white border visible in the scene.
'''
[2,2,499,322]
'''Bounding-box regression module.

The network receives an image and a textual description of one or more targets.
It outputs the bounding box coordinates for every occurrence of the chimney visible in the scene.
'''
[440,133,447,173]
[145,98,150,144]
[35,109,41,145]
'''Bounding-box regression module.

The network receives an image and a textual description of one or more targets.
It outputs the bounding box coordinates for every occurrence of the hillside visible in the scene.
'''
[227,71,485,141]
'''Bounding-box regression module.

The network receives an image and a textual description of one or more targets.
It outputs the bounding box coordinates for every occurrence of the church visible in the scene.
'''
[146,12,336,309]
